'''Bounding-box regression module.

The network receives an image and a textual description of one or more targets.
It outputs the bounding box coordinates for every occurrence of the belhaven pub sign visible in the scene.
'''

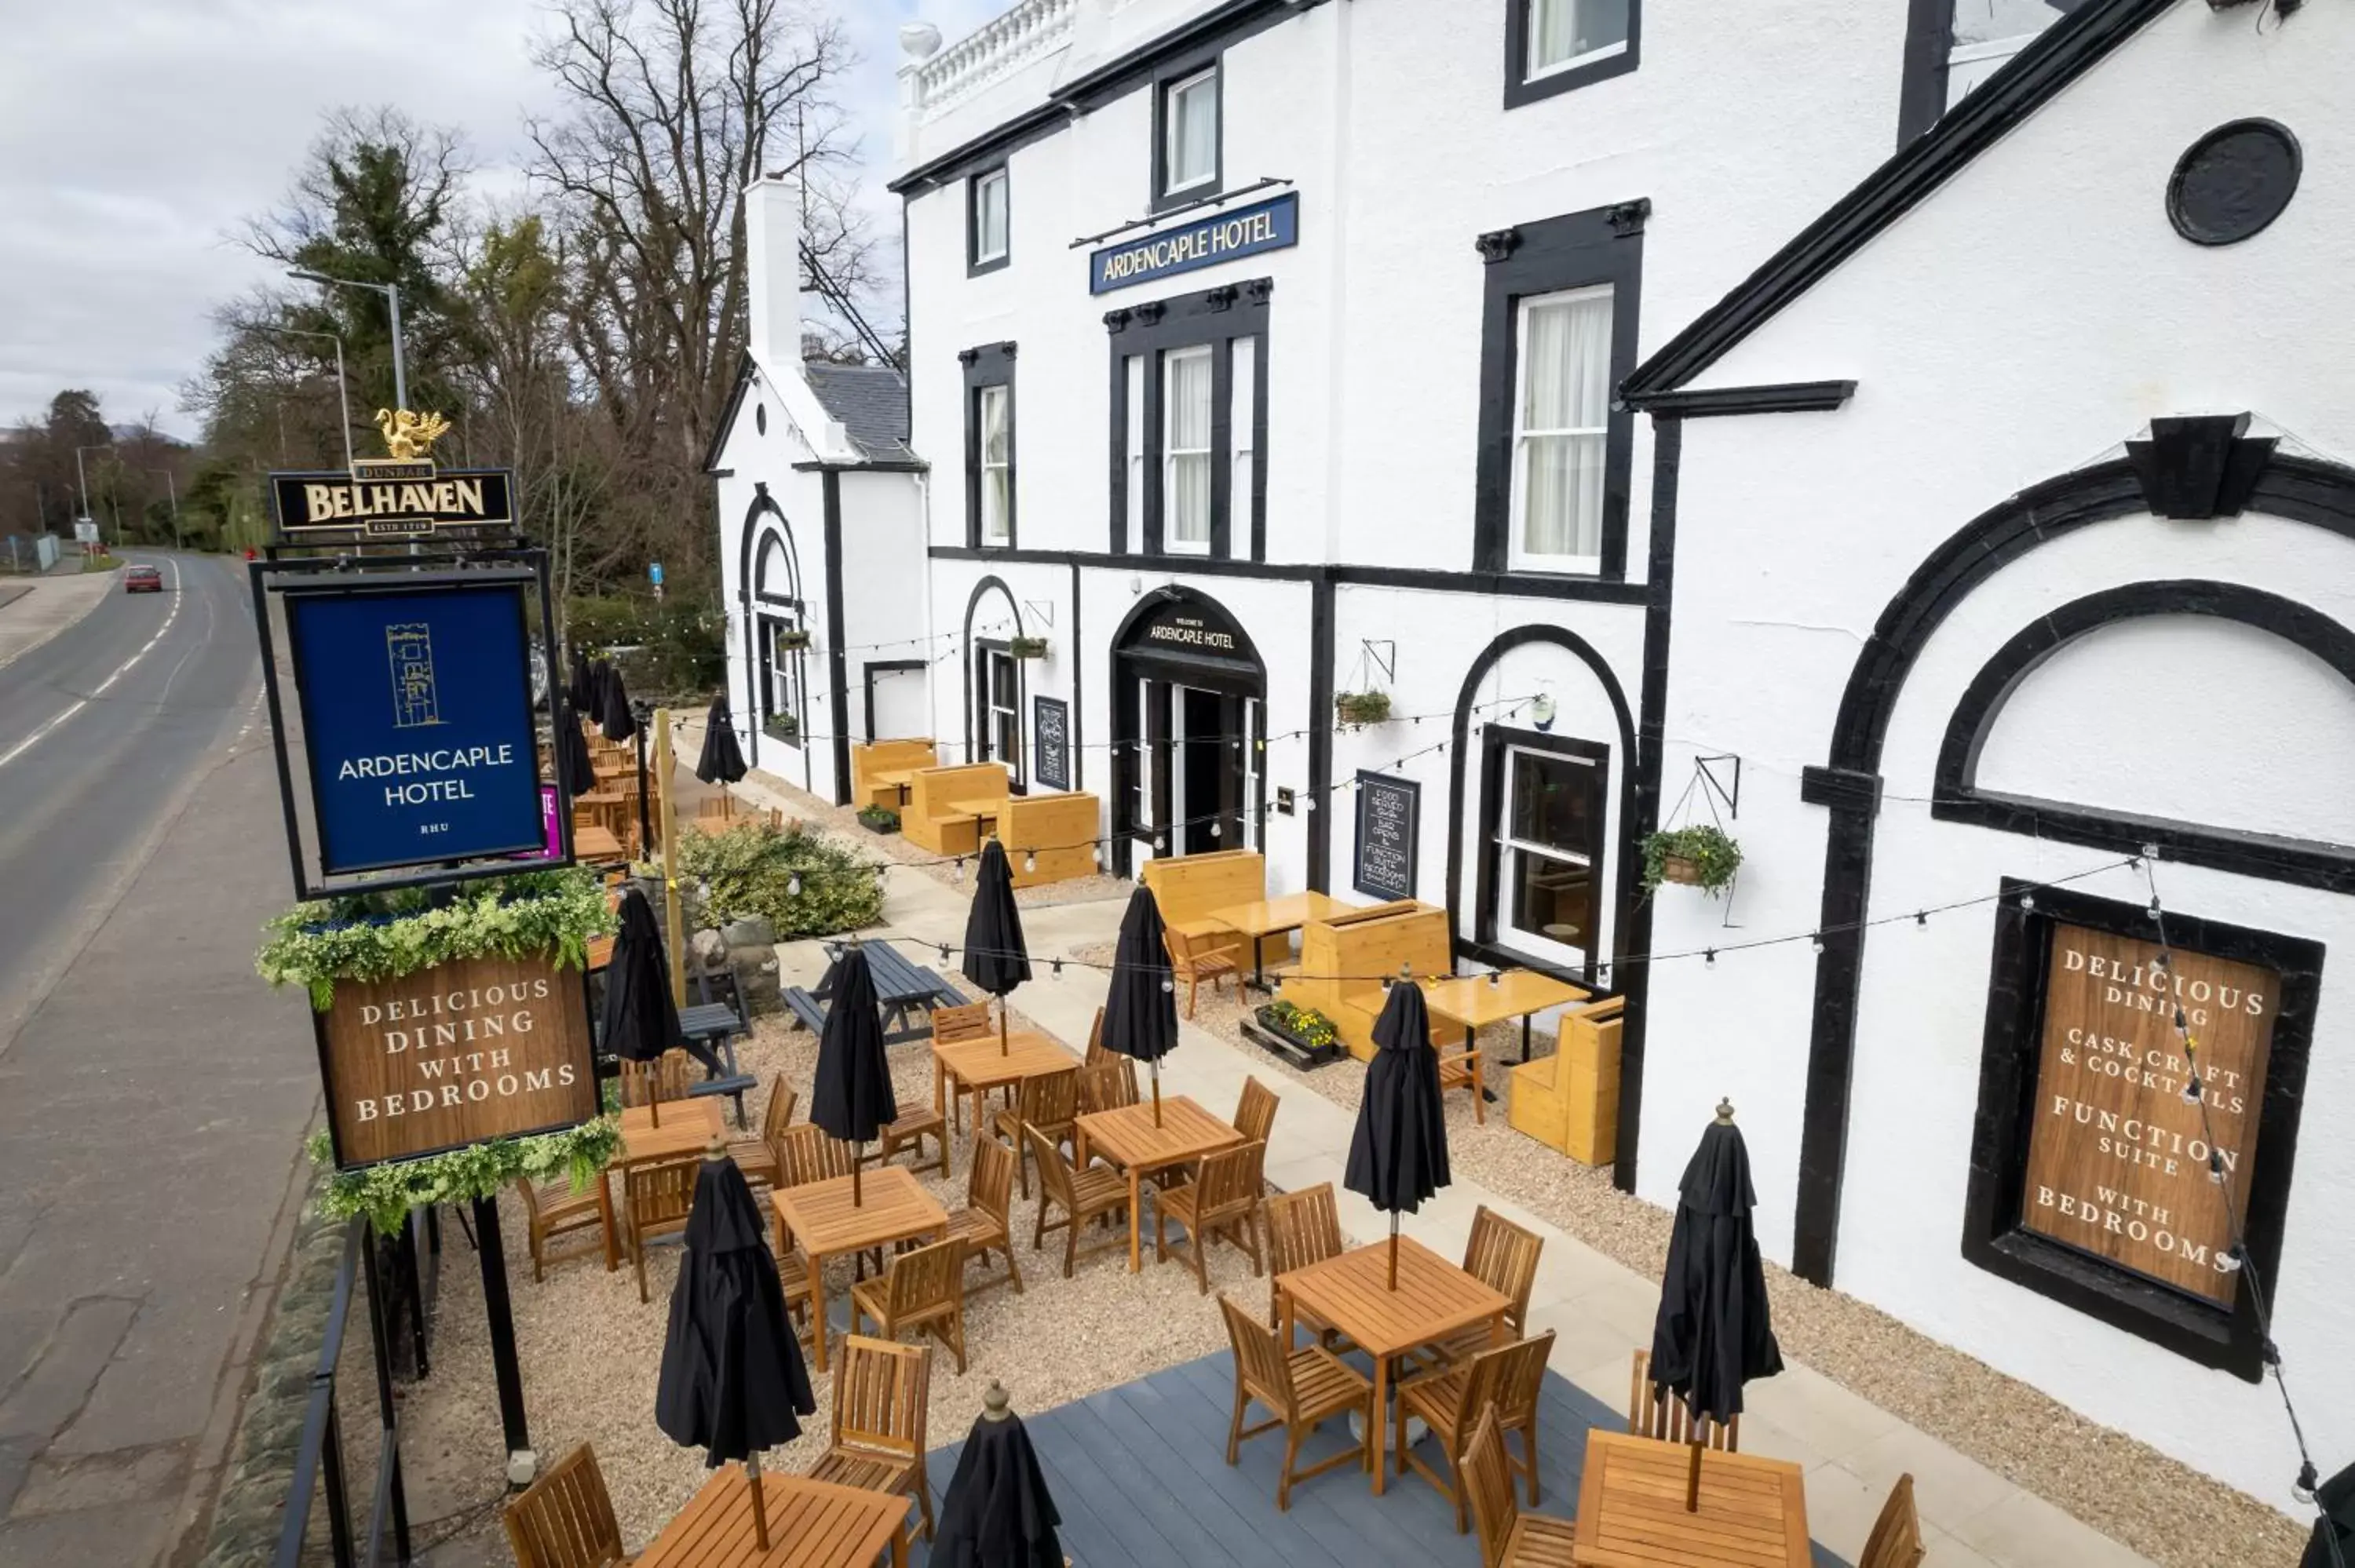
[271,407,514,540]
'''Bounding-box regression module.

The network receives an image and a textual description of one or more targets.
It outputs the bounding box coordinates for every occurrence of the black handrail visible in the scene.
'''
[274,1218,412,1568]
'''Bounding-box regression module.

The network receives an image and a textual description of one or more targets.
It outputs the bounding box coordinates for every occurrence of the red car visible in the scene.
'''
[124,564,163,594]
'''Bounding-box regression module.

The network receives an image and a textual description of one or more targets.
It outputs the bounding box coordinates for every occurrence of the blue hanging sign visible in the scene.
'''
[1090,191,1298,296]
[285,581,548,876]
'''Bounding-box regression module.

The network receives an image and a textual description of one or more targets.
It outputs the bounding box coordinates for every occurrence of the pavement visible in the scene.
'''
[0,570,113,672]
[0,552,323,1567]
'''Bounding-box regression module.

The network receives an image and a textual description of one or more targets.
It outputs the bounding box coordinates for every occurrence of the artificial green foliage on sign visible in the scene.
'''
[673,817,885,939]
[305,1119,620,1236]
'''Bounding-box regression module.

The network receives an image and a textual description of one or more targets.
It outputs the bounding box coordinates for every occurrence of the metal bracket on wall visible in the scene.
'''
[1359,639,1396,684]
[1022,599,1056,628]
[1696,753,1741,820]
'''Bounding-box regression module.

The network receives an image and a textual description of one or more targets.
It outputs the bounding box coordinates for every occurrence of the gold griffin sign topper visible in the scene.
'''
[374,407,451,462]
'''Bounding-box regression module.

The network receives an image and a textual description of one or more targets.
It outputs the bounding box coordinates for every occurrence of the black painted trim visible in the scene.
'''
[705,352,756,475]
[1473,202,1645,579]
[1622,380,1857,418]
[1622,0,2178,400]
[967,165,1011,277]
[1105,279,1272,562]
[1071,560,1086,793]
[959,577,1024,781]
[1960,881,2322,1378]
[962,342,1017,549]
[1502,0,1640,110]
[928,543,1650,603]
[1307,578,1335,892]
[1150,53,1225,215]
[863,658,926,741]
[1933,580,2355,892]
[889,104,1064,197]
[789,459,930,474]
[1473,724,1611,981]
[820,470,851,807]
[1894,0,1954,148]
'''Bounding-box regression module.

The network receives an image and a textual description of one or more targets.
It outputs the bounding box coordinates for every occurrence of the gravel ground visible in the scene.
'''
[1134,947,2306,1568]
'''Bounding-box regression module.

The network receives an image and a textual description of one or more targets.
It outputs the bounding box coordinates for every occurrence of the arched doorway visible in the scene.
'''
[1111,587,1266,875]
[738,490,807,788]
[961,576,1024,784]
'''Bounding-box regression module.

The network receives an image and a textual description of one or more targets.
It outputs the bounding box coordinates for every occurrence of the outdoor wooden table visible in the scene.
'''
[771,1166,947,1369]
[1276,1234,1510,1496]
[1573,1429,1809,1568]
[931,1030,1077,1135]
[1072,1095,1244,1273]
[573,823,625,861]
[946,796,1003,837]
[637,1470,908,1568]
[1422,969,1592,1064]
[597,1099,728,1270]
[872,768,917,806]
[1205,890,1353,990]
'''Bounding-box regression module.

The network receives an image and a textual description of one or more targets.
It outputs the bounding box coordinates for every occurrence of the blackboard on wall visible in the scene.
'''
[1033,695,1070,791]
[1353,771,1419,903]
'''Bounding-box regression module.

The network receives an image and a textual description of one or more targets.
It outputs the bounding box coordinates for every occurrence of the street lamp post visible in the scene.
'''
[259,325,356,473]
[148,469,181,549]
[75,443,113,547]
[287,269,407,414]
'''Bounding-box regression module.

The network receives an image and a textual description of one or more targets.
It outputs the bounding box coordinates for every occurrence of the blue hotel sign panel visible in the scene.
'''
[286,582,546,875]
[1090,191,1299,295]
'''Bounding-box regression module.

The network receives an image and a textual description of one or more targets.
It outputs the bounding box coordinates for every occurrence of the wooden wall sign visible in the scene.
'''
[2019,921,2276,1305]
[318,950,600,1169]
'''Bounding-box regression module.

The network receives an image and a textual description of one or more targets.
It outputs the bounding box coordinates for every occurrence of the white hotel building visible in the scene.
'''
[713,0,2355,1508]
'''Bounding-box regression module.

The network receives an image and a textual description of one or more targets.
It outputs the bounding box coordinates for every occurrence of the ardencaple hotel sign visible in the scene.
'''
[1090,191,1298,295]
[2021,922,2275,1305]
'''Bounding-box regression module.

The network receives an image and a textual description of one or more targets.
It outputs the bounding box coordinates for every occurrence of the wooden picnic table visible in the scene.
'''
[946,796,1004,837]
[1573,1429,1809,1568]
[1422,969,1591,1064]
[931,1030,1077,1136]
[597,1099,727,1270]
[635,1469,908,1568]
[1205,891,1353,990]
[871,768,918,806]
[787,942,966,1045]
[1072,1096,1243,1273]
[572,823,625,861]
[771,1166,947,1370]
[1276,1234,1510,1496]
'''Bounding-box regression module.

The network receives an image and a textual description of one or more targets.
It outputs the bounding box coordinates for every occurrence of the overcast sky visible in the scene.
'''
[0,0,1003,439]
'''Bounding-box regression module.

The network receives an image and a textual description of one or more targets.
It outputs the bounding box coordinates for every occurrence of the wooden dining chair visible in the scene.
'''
[1233,1075,1280,1145]
[930,999,993,1044]
[942,1135,1024,1296]
[873,1097,950,1179]
[726,1078,794,1191]
[1083,1005,1108,1064]
[780,1123,860,1187]
[1077,1059,1139,1117]
[1261,1183,1347,1347]
[513,1173,605,1283]
[1462,1407,1579,1568]
[1630,1349,1739,1450]
[1156,1140,1266,1295]
[992,1067,1080,1199]
[1399,1329,1556,1529]
[1861,1473,1926,1568]
[809,1336,937,1541]
[848,1237,968,1376]
[1422,1207,1546,1373]
[1027,1125,1129,1278]
[1216,1293,1373,1511]
[619,1048,696,1109]
[502,1442,629,1568]
[1163,926,1238,1018]
[1437,1040,1487,1125]
[623,1154,701,1304]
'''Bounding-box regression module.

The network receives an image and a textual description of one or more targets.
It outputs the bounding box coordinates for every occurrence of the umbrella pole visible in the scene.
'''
[853,1151,863,1207]
[1000,998,1010,1057]
[745,1451,770,1551]
[1151,1059,1163,1126]
[1686,1437,1702,1511]
[1388,1214,1400,1290]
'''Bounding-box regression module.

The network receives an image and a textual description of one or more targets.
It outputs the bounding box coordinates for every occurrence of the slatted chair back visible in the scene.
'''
[503,1442,628,1568]
[1234,1076,1280,1145]
[831,1336,930,1464]
[1630,1350,1737,1449]
[1194,1140,1265,1226]
[513,1172,553,1231]
[1461,1408,1522,1568]
[781,1124,859,1187]
[1462,1206,1544,1336]
[760,1078,798,1144]
[620,1048,696,1108]
[1217,1293,1297,1420]
[931,1000,993,1044]
[626,1155,699,1233]
[967,1134,1017,1230]
[1860,1474,1926,1568]
[883,1238,963,1322]
[1084,1005,1108,1064]
[1486,1329,1556,1432]
[1263,1183,1343,1315]
[1016,1066,1081,1137]
[1025,1125,1083,1216]
[1078,1059,1140,1114]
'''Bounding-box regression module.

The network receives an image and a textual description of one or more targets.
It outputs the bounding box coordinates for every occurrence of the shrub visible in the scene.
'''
[1262,999,1339,1052]
[674,818,883,938]
[566,593,725,705]
[856,804,901,833]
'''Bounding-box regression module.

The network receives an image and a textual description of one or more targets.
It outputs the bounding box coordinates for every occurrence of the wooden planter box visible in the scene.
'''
[1240,1004,1348,1070]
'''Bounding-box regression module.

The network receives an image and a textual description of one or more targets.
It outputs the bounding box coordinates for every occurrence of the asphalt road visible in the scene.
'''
[0,552,323,1566]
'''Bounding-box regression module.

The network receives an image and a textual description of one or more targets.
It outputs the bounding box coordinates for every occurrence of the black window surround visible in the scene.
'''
[1106,278,1272,561]
[1149,53,1224,214]
[959,342,1017,549]
[1472,200,1646,579]
[1503,0,1641,110]
[967,165,1010,276]
[1474,723,1611,983]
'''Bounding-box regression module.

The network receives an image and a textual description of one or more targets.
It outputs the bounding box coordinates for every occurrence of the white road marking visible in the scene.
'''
[0,559,188,774]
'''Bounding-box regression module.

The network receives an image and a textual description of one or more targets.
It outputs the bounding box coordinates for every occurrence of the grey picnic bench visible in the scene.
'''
[782,940,966,1045]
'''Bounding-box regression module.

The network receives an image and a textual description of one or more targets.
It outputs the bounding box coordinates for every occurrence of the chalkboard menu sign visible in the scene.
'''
[1353,771,1419,903]
[1032,695,1070,791]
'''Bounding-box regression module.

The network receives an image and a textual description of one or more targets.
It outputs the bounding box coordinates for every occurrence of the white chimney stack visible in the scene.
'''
[743,174,805,371]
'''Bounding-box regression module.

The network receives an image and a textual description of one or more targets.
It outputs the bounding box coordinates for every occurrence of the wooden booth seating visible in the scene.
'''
[1137,849,1287,973]
[1277,901,1452,1062]
[902,764,1013,858]
[851,739,938,812]
[998,791,1102,887]
[1506,996,1627,1165]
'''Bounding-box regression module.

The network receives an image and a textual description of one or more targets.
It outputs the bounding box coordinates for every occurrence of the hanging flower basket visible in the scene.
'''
[1334,691,1392,726]
[773,629,811,651]
[1008,635,1050,659]
[765,713,800,744]
[1640,825,1743,897]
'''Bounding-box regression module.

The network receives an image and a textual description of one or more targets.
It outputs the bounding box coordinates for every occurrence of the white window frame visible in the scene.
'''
[985,649,1020,775]
[1494,744,1601,970]
[1163,345,1214,554]
[973,168,1009,264]
[1507,283,1612,575]
[978,383,1012,545]
[1163,67,1219,196]
[1524,0,1632,84]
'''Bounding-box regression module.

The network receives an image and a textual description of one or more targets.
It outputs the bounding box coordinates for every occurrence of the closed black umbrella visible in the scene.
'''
[1343,973,1451,1289]
[811,942,896,1205]
[602,888,716,1122]
[557,710,597,798]
[961,839,1030,1056]
[1648,1100,1783,1510]
[568,647,593,713]
[696,695,747,786]
[655,1143,816,1552]
[1101,887,1179,1124]
[933,1381,1064,1568]
[600,663,638,742]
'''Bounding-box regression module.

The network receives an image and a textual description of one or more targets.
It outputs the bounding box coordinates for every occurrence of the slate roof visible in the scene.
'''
[801,361,916,464]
